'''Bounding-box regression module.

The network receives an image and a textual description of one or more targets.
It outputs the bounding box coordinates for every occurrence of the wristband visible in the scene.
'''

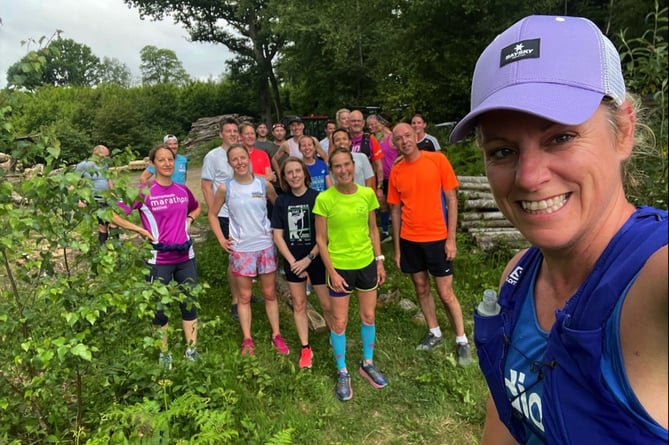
[307,252,316,261]
[375,255,385,262]
[187,215,194,222]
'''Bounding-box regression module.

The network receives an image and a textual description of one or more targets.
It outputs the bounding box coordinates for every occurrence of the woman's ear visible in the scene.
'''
[615,100,636,161]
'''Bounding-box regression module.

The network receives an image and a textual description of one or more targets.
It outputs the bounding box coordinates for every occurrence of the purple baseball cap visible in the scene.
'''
[449,15,626,143]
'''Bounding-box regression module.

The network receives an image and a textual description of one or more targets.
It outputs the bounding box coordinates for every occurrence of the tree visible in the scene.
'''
[7,36,102,89]
[124,0,285,124]
[98,57,133,87]
[139,45,190,86]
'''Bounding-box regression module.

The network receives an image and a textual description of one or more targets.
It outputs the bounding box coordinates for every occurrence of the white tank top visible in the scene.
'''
[226,177,273,252]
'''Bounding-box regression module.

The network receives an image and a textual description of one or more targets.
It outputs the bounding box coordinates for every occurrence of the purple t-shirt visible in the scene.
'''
[380,136,398,178]
[119,182,199,264]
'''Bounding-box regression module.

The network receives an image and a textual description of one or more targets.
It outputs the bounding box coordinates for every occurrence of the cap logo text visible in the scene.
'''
[500,38,540,67]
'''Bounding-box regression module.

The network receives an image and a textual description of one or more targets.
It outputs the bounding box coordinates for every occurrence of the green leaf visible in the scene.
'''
[70,343,92,361]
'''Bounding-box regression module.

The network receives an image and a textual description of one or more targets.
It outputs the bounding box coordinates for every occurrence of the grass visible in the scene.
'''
[173,222,512,444]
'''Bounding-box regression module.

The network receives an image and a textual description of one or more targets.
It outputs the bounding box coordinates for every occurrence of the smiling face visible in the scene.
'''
[290,121,304,138]
[478,102,634,251]
[392,123,419,160]
[337,111,350,129]
[151,147,175,180]
[220,123,240,146]
[240,124,256,149]
[282,159,307,192]
[298,136,316,160]
[165,138,178,153]
[349,110,365,136]
[329,149,355,185]
[411,115,427,138]
[332,129,351,149]
[227,145,251,176]
[367,115,380,134]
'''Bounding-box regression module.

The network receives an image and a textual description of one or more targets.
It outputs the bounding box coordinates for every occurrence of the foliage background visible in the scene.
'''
[0,2,666,443]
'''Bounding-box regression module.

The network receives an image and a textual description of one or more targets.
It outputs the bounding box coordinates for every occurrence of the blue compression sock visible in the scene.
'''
[361,323,376,361]
[330,331,347,370]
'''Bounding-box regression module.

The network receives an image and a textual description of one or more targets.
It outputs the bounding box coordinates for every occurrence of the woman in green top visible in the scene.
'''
[313,146,388,402]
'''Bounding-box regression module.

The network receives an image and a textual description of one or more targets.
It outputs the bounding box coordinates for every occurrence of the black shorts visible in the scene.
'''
[328,260,378,297]
[148,259,198,326]
[285,256,326,285]
[399,238,454,277]
[218,216,230,238]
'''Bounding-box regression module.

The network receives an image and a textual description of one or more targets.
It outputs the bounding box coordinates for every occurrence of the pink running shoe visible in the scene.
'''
[299,346,313,369]
[241,338,255,356]
[272,334,290,355]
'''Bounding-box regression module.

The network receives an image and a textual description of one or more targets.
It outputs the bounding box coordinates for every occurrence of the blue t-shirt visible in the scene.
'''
[306,159,329,192]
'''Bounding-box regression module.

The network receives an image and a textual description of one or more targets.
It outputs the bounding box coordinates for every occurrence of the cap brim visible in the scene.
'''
[449,83,605,143]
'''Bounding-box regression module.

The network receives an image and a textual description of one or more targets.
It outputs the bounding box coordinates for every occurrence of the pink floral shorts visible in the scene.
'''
[230,245,277,277]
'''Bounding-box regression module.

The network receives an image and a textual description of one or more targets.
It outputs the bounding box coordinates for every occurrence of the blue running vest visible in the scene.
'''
[475,206,668,444]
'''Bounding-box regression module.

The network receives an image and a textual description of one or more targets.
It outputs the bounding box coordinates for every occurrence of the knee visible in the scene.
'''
[360,312,375,326]
[292,297,307,313]
[331,317,348,334]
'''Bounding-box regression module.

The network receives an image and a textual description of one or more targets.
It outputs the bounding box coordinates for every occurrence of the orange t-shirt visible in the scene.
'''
[387,151,458,242]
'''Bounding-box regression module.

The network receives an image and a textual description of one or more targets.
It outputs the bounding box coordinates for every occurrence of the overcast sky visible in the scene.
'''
[0,0,234,87]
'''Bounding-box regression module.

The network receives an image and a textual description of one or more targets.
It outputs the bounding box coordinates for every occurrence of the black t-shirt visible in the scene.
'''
[416,137,437,152]
[270,188,319,258]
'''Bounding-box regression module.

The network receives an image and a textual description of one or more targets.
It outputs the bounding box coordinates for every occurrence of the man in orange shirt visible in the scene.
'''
[387,123,471,366]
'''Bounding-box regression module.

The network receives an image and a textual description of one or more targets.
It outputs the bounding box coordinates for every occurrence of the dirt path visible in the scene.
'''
[186,166,205,209]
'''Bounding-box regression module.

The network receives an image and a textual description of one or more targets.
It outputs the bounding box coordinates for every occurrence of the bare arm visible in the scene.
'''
[201,178,214,210]
[206,184,231,252]
[138,168,153,185]
[444,188,458,261]
[391,204,402,269]
[368,210,385,285]
[111,212,156,242]
[266,181,277,205]
[271,142,290,174]
[620,245,668,428]
[480,396,521,445]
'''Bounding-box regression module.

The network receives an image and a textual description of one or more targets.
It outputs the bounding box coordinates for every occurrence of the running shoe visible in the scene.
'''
[272,334,290,355]
[241,338,255,356]
[299,346,313,369]
[416,332,444,351]
[359,361,388,389]
[159,352,173,370]
[335,371,353,401]
[185,348,199,362]
[457,343,473,366]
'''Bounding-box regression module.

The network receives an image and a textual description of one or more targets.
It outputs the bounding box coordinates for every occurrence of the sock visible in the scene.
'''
[330,331,347,371]
[361,323,376,362]
[302,344,310,349]
[380,212,390,233]
[98,231,108,245]
[456,334,468,345]
[430,326,443,338]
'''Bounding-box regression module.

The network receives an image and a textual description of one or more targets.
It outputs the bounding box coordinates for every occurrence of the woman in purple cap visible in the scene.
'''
[450,15,667,445]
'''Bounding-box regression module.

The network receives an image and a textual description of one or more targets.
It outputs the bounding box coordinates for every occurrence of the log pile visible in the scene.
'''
[182,114,254,151]
[457,176,528,251]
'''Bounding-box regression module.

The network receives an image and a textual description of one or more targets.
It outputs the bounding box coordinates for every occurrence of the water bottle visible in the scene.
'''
[477,289,500,316]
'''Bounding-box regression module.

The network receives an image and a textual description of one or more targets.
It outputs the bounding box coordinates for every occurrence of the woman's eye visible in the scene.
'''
[552,133,574,144]
[487,147,515,159]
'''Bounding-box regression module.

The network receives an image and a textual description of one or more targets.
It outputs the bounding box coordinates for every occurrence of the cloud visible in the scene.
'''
[0,0,233,87]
